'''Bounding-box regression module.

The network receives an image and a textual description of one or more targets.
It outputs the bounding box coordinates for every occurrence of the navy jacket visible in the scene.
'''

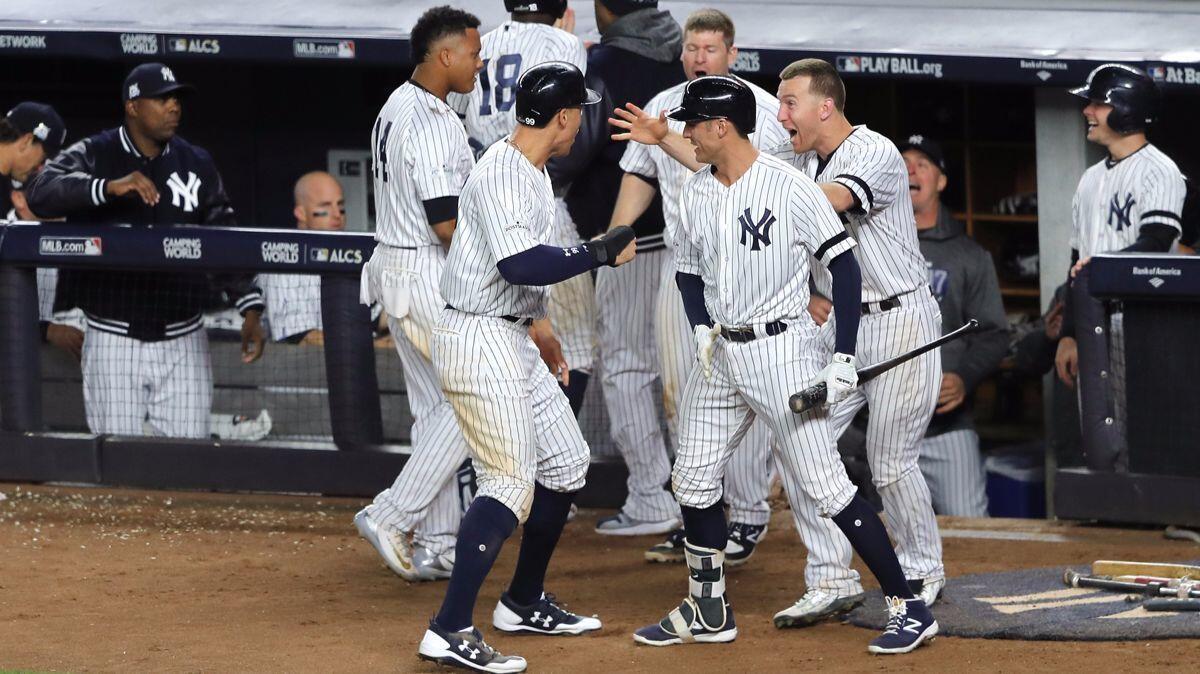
[25,126,263,340]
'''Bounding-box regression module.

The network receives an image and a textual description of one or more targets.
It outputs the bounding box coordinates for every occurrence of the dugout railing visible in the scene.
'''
[1054,254,1200,527]
[0,222,628,504]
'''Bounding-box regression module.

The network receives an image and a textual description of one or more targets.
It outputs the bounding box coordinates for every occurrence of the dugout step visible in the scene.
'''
[1054,467,1200,528]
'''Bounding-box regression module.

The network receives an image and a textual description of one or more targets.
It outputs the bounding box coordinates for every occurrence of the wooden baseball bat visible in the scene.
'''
[788,319,980,414]
[1063,569,1200,598]
[1144,598,1200,612]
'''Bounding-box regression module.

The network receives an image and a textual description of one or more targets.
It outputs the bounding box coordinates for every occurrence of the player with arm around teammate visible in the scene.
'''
[1054,64,1183,387]
[630,76,936,655]
[767,59,947,624]
[418,62,637,673]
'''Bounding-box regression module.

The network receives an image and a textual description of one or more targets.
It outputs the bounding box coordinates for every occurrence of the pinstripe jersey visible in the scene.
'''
[1071,143,1184,258]
[371,81,475,248]
[441,140,558,319]
[257,273,321,341]
[676,152,856,326]
[773,126,928,302]
[449,21,587,150]
[619,77,790,250]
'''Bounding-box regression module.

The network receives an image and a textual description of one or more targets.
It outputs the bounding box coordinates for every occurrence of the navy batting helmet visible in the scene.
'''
[667,76,756,135]
[503,0,568,18]
[1069,64,1161,134]
[515,61,601,127]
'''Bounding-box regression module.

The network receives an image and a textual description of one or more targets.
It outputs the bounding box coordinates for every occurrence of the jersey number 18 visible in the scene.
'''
[479,54,523,116]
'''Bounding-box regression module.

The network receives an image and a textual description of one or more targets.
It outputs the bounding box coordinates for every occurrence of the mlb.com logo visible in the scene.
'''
[1148,66,1166,81]
[39,236,103,256]
[309,247,364,264]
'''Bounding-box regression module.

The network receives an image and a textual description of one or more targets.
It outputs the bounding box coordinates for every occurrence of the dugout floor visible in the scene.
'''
[1,483,1198,672]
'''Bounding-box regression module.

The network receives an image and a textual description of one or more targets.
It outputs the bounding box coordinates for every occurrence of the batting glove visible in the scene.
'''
[820,352,857,405]
[694,323,721,380]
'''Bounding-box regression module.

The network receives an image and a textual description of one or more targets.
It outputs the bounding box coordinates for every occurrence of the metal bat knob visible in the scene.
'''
[788,382,827,414]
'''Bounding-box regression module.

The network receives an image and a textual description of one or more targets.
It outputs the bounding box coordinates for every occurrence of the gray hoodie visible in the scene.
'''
[919,204,1010,435]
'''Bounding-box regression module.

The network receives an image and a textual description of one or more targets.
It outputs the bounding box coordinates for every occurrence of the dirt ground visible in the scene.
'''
[2,483,1199,673]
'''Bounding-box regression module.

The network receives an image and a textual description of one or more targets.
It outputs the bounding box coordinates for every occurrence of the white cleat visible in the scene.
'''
[353,508,418,581]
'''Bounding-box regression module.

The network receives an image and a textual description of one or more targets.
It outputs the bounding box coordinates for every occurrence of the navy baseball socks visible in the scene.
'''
[434,496,518,632]
[493,485,601,636]
[634,503,737,646]
[831,494,938,654]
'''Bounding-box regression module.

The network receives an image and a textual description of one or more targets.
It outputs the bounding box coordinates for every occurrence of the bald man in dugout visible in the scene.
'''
[258,171,389,346]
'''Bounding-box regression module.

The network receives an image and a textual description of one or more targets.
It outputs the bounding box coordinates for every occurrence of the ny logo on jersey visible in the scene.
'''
[166,171,201,212]
[529,612,554,628]
[1108,192,1136,232]
[738,207,776,251]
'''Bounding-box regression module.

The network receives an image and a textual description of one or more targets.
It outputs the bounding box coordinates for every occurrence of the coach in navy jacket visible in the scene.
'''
[25,63,265,438]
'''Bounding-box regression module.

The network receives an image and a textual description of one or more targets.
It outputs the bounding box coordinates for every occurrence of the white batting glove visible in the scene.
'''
[693,323,721,380]
[820,352,858,405]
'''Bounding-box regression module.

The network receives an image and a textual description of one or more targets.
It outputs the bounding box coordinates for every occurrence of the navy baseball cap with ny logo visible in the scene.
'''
[122,63,195,102]
[6,102,67,156]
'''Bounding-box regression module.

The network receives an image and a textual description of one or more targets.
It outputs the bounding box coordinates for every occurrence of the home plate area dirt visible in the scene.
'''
[2,483,1199,672]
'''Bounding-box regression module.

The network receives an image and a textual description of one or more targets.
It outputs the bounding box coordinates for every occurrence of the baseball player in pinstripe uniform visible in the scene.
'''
[448,0,597,413]
[769,59,946,625]
[631,75,936,655]
[354,7,483,583]
[418,62,634,673]
[901,135,1008,517]
[1055,64,1184,388]
[607,8,788,564]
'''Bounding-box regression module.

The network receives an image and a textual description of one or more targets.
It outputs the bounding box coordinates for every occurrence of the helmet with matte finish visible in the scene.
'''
[515,61,601,127]
[667,75,756,135]
[1069,63,1161,133]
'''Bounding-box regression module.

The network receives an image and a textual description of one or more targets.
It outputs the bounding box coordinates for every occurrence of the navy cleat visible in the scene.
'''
[492,592,601,635]
[633,539,737,646]
[724,522,767,567]
[417,619,526,673]
[867,596,939,655]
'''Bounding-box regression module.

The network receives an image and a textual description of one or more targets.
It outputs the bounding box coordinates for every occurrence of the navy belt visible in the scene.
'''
[861,286,929,315]
[445,304,532,327]
[720,321,787,343]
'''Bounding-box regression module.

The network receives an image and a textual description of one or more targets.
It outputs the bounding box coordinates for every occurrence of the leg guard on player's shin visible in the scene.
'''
[633,540,738,646]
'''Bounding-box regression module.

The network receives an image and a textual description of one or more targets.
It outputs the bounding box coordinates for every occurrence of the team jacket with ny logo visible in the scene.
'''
[25,126,263,340]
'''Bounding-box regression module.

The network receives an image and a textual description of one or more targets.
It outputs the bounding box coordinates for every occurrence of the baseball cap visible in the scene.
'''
[122,63,195,102]
[898,133,945,172]
[598,0,658,16]
[5,102,67,156]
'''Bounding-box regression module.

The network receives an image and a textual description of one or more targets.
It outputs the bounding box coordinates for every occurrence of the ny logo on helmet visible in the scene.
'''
[1108,192,1135,232]
[738,207,776,251]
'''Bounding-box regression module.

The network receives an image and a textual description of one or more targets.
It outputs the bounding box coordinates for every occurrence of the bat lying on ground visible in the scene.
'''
[1143,598,1200,612]
[1063,569,1200,598]
[1092,560,1200,579]
[789,319,979,414]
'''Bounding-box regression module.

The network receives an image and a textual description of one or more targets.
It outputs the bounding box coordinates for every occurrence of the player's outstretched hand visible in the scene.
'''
[530,318,569,386]
[819,353,857,405]
[1055,335,1078,388]
[609,103,668,146]
[807,295,832,326]
[241,309,266,364]
[46,323,84,362]
[935,372,966,414]
[553,7,576,33]
[590,225,637,267]
[105,171,159,206]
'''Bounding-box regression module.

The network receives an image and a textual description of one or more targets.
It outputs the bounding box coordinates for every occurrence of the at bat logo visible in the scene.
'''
[738,207,775,251]
[309,247,363,264]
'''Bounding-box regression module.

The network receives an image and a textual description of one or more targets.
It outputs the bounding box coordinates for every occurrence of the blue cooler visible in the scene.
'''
[985,453,1046,518]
